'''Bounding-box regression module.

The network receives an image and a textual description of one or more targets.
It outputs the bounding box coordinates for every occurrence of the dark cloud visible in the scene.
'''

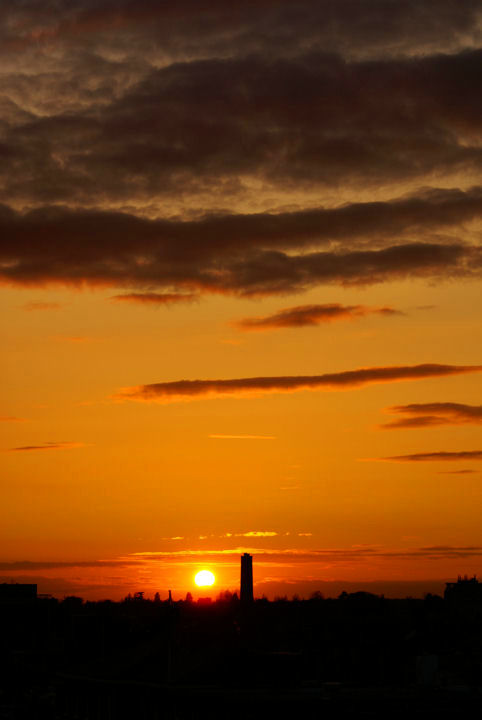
[8,441,85,452]
[382,451,482,462]
[0,2,480,297]
[0,189,481,295]
[116,363,482,402]
[234,303,401,330]
[2,50,481,208]
[382,402,482,428]
[2,1,480,62]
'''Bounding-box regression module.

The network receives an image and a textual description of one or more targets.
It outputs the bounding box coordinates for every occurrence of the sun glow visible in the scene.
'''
[194,570,216,587]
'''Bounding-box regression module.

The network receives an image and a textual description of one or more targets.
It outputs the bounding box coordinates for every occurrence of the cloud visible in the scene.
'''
[208,434,276,440]
[234,303,401,330]
[8,441,86,452]
[8,544,482,579]
[110,292,198,305]
[0,1,480,298]
[381,402,482,428]
[237,531,278,538]
[3,0,479,63]
[0,416,26,422]
[438,469,479,474]
[116,363,482,402]
[131,544,482,564]
[0,186,481,296]
[1,43,481,211]
[380,451,482,462]
[0,559,139,571]
[20,302,63,311]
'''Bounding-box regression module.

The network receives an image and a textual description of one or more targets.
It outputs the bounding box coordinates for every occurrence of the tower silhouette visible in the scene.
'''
[240,553,253,603]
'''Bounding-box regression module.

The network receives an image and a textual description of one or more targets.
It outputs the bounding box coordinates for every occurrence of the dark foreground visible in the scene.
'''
[2,590,482,718]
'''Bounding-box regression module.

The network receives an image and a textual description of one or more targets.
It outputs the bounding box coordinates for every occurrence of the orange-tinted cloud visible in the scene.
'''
[0,416,26,422]
[381,451,482,462]
[381,402,482,428]
[234,303,401,330]
[117,363,482,402]
[8,441,86,452]
[237,531,278,537]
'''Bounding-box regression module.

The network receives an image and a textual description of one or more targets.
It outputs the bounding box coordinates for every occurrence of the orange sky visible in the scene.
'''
[1,0,481,600]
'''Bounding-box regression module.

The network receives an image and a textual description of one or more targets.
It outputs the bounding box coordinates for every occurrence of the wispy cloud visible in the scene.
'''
[379,451,482,462]
[208,434,276,440]
[438,469,479,475]
[0,416,26,422]
[110,292,198,305]
[381,402,482,429]
[116,363,482,402]
[8,441,86,452]
[20,302,63,311]
[233,303,401,331]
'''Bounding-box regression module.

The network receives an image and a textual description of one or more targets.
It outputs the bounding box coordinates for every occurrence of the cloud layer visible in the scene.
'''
[117,363,482,402]
[0,0,480,298]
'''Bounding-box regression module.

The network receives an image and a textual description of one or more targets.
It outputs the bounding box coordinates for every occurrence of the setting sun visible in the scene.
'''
[194,570,216,587]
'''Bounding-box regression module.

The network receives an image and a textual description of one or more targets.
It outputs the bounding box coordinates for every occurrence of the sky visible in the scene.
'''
[1,0,481,600]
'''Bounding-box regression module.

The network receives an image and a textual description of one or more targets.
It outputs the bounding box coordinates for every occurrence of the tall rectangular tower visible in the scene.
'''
[240,552,253,603]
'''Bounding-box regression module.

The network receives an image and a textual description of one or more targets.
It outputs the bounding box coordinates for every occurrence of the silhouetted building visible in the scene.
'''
[240,553,253,603]
[444,574,482,603]
[0,583,37,602]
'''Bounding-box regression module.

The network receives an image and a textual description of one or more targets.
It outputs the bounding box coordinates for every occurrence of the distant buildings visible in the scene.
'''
[240,553,253,603]
[444,575,482,603]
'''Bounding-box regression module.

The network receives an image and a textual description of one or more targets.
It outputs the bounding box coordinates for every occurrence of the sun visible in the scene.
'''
[194,570,216,587]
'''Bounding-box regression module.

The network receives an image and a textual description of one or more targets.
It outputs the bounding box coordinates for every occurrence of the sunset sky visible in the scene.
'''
[1,0,481,600]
